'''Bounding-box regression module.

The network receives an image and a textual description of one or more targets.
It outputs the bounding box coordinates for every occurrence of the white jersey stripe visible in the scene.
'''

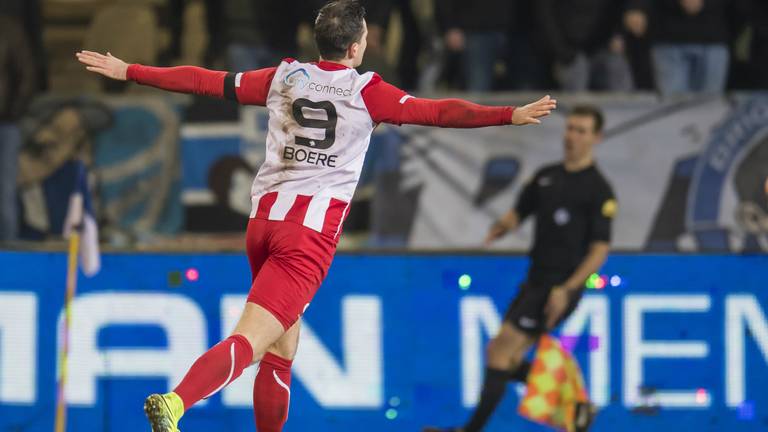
[268,192,297,221]
[304,195,332,232]
[249,196,258,218]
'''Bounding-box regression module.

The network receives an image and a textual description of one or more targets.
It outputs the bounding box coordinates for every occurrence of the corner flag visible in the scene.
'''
[63,161,100,276]
[56,161,100,432]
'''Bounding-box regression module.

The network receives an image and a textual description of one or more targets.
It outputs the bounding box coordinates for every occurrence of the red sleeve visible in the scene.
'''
[231,67,278,105]
[126,64,278,106]
[361,74,515,128]
[127,64,228,98]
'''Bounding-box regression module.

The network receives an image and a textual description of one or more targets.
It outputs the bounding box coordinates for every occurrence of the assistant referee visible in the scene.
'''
[425,105,617,432]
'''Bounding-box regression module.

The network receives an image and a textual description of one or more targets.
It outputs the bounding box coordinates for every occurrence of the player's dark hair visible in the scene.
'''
[314,0,366,61]
[569,105,605,133]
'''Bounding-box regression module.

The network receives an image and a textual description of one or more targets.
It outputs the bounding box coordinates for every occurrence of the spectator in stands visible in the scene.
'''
[162,0,186,64]
[503,1,549,90]
[222,0,323,71]
[623,13,656,90]
[163,0,224,65]
[356,0,398,85]
[751,0,768,88]
[0,0,46,90]
[536,0,634,92]
[0,14,36,241]
[361,0,392,57]
[437,0,516,92]
[360,0,423,90]
[625,0,730,95]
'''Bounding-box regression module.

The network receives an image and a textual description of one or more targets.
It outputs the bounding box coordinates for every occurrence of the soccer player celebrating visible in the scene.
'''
[78,1,556,431]
[425,105,615,432]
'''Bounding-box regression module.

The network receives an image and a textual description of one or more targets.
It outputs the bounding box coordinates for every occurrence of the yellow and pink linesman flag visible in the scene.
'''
[63,162,100,276]
[518,335,590,431]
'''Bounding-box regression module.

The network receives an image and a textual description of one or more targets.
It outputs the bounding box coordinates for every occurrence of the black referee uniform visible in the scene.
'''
[505,162,616,334]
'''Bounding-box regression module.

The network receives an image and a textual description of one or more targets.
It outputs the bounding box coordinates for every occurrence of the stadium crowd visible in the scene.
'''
[160,0,768,93]
[2,0,768,95]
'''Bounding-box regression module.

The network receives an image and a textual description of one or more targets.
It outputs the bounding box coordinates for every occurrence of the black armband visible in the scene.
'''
[224,72,238,101]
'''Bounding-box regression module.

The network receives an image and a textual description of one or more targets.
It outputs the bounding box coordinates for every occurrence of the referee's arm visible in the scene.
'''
[557,242,610,293]
[559,186,616,292]
[545,186,616,328]
[484,174,538,245]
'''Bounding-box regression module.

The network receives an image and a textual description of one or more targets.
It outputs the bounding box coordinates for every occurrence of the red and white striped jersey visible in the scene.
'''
[245,59,377,238]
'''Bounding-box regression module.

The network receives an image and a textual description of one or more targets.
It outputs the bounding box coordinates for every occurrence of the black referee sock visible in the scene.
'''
[509,361,531,382]
[463,368,509,432]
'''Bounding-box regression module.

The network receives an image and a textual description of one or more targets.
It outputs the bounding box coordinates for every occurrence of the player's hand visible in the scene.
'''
[511,95,557,126]
[544,286,570,329]
[76,50,129,81]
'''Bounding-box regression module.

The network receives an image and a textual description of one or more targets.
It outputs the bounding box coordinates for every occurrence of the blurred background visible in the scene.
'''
[0,0,767,431]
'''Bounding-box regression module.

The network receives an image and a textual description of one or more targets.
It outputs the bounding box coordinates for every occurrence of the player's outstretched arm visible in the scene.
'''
[76,50,276,105]
[405,95,557,128]
[362,76,557,128]
[76,50,228,98]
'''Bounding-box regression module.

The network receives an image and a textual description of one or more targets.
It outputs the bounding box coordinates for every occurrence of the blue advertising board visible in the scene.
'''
[0,252,766,431]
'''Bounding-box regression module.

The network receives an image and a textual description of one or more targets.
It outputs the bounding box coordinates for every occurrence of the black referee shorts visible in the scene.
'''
[504,281,584,335]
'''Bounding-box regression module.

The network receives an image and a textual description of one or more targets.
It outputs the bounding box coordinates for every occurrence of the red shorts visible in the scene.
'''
[245,218,338,330]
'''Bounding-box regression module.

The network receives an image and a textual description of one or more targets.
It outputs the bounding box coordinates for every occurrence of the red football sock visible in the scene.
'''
[253,352,293,432]
[174,334,254,410]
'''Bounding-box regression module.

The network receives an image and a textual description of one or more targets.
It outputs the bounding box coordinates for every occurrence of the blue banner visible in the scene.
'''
[0,252,766,431]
